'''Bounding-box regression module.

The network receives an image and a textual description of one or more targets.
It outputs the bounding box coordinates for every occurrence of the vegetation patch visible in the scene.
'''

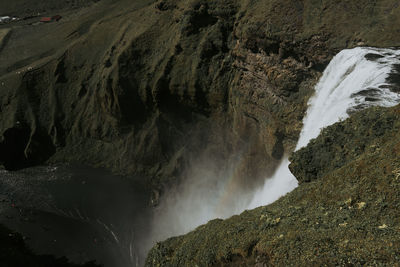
[146,105,400,266]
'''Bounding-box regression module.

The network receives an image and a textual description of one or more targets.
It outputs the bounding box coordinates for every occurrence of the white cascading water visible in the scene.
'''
[0,16,17,23]
[149,47,400,249]
[248,47,400,208]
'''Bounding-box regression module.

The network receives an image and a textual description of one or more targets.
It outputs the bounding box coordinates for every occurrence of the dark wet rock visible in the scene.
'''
[386,64,400,92]
[1,1,400,265]
[0,124,55,170]
[1,0,400,192]
[147,105,400,266]
[364,53,384,61]
[0,165,151,266]
[0,223,101,267]
[365,97,380,102]
[351,88,381,98]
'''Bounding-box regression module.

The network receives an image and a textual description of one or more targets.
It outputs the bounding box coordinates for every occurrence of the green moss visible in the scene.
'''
[146,105,400,266]
[289,106,400,183]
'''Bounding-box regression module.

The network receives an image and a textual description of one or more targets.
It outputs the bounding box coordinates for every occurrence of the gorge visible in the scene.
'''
[0,0,400,266]
[146,46,400,263]
[248,47,400,209]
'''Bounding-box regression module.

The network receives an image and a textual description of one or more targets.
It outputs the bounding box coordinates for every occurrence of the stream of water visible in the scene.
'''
[1,47,400,267]
[248,47,400,208]
[149,47,400,248]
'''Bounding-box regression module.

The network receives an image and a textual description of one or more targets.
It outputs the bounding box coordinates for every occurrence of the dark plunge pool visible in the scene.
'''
[0,164,152,267]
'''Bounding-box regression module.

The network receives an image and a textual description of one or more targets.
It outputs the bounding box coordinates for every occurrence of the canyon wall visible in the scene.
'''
[2,0,399,194]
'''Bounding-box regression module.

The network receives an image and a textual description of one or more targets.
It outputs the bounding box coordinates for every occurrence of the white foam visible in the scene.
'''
[248,47,400,209]
[296,47,400,150]
[0,16,17,23]
[148,47,400,250]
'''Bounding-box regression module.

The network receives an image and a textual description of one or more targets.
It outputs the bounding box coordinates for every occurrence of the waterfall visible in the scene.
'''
[296,47,400,150]
[148,47,400,249]
[248,47,400,209]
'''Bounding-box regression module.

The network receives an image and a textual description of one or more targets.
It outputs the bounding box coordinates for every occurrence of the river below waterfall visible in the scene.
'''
[0,165,151,267]
[149,47,400,245]
[1,47,400,267]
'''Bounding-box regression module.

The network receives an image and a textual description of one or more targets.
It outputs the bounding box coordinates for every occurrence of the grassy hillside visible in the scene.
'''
[0,1,400,264]
[1,0,400,188]
[146,105,400,266]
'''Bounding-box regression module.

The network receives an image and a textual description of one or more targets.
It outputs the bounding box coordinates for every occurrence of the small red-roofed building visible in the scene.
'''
[40,15,62,23]
[40,17,52,23]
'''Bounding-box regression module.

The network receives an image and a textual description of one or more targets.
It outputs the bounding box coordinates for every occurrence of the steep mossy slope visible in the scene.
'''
[290,106,400,183]
[1,0,400,265]
[1,0,400,194]
[146,105,400,266]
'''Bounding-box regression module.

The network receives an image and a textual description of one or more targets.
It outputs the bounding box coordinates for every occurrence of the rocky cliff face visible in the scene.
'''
[1,0,400,264]
[1,0,399,191]
[146,105,400,266]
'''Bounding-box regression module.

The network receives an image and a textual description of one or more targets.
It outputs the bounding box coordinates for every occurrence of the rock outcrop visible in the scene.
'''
[146,105,400,266]
[1,0,400,192]
[1,0,400,264]
[0,223,100,267]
